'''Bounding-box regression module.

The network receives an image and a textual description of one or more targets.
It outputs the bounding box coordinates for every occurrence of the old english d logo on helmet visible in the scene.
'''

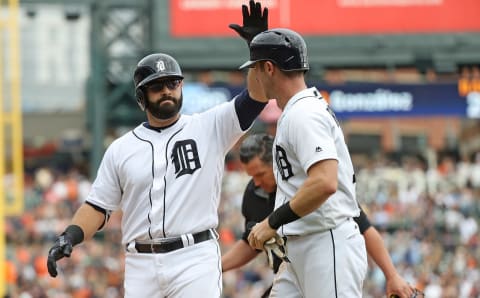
[156,60,166,72]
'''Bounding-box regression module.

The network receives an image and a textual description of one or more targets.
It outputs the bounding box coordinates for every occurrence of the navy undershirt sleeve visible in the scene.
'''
[234,89,267,130]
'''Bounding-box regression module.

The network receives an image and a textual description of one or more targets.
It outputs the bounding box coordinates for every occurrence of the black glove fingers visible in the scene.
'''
[230,1,268,43]
[63,245,72,257]
[249,0,256,17]
[242,4,249,20]
[46,233,75,277]
[47,255,58,277]
[262,7,268,23]
[254,2,262,18]
[228,23,248,40]
[228,24,241,31]
[49,247,60,260]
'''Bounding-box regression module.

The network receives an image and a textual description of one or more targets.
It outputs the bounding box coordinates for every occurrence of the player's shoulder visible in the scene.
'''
[106,125,141,150]
[288,88,326,110]
[285,97,329,123]
[296,94,327,109]
[184,100,234,122]
[198,99,235,117]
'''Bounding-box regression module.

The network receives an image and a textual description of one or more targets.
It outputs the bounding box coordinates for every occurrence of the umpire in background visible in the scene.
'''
[222,134,279,298]
[223,133,415,298]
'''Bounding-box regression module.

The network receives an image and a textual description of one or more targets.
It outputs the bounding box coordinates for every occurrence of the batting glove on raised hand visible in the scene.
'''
[229,0,268,45]
[47,233,73,277]
[264,234,290,270]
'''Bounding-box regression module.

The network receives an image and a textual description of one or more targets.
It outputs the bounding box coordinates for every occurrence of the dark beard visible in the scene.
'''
[147,92,183,120]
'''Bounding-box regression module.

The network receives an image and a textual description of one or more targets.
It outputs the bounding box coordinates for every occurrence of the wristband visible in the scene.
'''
[355,208,371,235]
[268,202,300,230]
[63,225,85,246]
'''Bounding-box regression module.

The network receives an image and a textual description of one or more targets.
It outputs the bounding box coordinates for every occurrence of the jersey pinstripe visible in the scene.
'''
[87,99,246,245]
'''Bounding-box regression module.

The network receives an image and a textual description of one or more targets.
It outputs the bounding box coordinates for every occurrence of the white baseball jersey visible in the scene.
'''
[273,87,360,235]
[86,99,245,245]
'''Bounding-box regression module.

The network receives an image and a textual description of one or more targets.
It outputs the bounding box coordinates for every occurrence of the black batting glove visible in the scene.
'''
[47,233,73,277]
[229,0,268,45]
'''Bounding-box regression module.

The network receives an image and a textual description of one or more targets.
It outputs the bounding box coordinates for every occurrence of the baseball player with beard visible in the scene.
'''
[243,28,368,297]
[45,2,269,297]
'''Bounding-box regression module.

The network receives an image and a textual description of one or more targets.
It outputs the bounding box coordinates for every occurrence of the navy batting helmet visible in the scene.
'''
[239,28,309,72]
[133,53,184,110]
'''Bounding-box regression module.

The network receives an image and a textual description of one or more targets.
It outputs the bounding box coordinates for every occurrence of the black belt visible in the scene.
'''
[134,230,213,254]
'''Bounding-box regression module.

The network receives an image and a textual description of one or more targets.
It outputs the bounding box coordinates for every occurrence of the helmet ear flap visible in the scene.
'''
[136,88,147,111]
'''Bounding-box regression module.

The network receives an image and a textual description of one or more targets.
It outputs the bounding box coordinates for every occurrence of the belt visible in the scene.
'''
[134,230,213,254]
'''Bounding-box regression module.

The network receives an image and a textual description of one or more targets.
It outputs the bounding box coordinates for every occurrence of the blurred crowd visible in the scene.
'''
[4,149,480,298]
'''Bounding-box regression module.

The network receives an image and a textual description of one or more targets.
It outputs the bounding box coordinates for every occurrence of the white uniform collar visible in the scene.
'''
[133,115,186,139]
[278,87,321,124]
[283,87,321,110]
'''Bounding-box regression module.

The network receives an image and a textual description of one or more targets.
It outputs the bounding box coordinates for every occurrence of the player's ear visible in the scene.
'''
[265,61,276,76]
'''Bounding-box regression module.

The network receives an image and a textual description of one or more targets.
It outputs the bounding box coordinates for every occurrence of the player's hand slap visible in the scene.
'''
[228,0,268,45]
[247,218,277,250]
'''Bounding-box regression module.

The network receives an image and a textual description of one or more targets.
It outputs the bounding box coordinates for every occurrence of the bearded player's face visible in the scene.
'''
[145,78,183,120]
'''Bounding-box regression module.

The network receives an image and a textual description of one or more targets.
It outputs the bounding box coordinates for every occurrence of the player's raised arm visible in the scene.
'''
[229,0,269,104]
[228,0,270,132]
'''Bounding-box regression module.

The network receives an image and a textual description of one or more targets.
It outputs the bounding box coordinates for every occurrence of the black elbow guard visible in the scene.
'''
[85,201,112,231]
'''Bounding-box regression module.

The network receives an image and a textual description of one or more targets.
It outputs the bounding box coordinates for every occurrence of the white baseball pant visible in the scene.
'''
[270,218,367,297]
[124,239,222,297]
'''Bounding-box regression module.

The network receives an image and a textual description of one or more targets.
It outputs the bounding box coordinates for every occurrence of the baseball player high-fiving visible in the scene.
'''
[243,28,368,297]
[45,2,269,297]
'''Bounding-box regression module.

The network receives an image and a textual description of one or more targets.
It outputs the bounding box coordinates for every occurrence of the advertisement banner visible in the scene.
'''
[185,82,478,119]
[316,83,470,118]
[171,0,480,37]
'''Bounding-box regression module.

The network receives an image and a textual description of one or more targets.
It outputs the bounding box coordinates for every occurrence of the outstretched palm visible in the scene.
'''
[229,0,268,44]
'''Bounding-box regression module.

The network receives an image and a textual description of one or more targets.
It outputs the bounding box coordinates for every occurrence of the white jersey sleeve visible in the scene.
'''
[86,141,123,211]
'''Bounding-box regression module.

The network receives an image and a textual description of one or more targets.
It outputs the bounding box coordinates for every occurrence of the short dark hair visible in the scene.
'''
[239,133,274,164]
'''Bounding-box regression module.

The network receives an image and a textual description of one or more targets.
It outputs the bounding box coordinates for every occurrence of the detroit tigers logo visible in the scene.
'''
[171,139,201,178]
[156,60,166,72]
[275,145,293,181]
